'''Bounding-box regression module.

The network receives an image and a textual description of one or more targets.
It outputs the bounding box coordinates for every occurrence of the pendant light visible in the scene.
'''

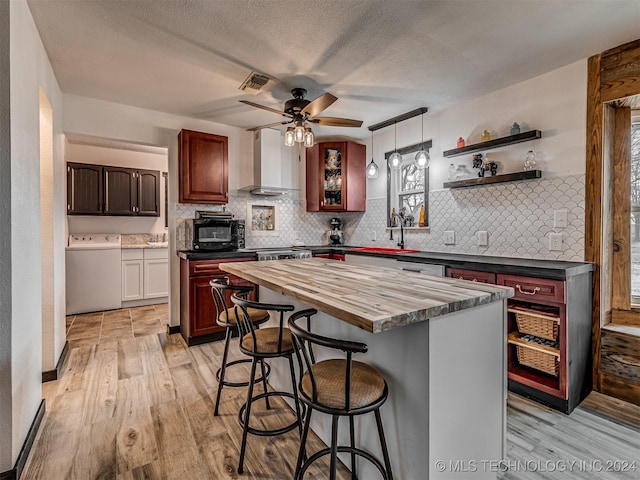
[366,130,379,179]
[388,122,402,170]
[415,111,430,169]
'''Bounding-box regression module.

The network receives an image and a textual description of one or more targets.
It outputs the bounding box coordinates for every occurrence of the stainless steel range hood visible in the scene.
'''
[239,129,299,196]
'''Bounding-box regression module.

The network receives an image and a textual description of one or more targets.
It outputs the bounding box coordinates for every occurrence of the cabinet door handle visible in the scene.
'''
[105,174,109,212]
[458,276,477,282]
[515,284,540,295]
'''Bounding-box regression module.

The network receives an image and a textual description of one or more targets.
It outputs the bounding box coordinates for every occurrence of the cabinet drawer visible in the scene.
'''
[446,268,496,284]
[144,248,168,260]
[122,248,144,260]
[498,274,565,304]
[189,256,255,277]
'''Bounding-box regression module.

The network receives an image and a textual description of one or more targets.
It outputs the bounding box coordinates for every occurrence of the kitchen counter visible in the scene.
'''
[219,257,512,333]
[181,244,594,280]
[122,242,168,249]
[223,256,510,479]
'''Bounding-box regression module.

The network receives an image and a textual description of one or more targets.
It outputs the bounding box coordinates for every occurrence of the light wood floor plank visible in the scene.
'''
[22,304,640,480]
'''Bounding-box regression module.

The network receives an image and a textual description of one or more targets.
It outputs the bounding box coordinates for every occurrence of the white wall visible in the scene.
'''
[62,95,256,328]
[366,60,586,198]
[66,142,169,235]
[356,60,587,260]
[3,0,65,471]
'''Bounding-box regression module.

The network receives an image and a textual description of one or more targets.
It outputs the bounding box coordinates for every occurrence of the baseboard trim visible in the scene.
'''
[42,341,69,383]
[0,399,45,480]
[167,324,180,335]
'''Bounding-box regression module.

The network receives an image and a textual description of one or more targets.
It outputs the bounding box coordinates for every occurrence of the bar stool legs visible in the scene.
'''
[237,354,304,474]
[213,325,270,416]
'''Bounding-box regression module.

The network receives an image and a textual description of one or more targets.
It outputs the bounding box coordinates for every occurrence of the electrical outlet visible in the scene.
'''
[477,230,488,246]
[444,231,455,245]
[554,210,568,228]
[549,233,563,251]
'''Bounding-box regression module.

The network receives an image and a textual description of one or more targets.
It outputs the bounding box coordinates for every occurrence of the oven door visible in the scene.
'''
[193,219,233,251]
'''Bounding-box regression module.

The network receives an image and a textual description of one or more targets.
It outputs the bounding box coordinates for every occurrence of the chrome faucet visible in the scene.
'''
[389,211,405,249]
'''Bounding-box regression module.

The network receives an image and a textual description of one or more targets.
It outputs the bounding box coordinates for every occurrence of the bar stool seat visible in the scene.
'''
[301,359,385,410]
[210,278,271,416]
[241,327,294,353]
[219,306,269,325]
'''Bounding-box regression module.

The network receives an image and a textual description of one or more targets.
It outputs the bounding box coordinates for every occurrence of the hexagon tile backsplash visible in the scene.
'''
[175,174,585,262]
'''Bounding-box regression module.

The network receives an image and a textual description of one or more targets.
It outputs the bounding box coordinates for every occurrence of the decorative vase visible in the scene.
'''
[447,164,456,181]
[457,137,465,148]
[481,130,491,142]
[523,150,536,171]
[510,123,521,135]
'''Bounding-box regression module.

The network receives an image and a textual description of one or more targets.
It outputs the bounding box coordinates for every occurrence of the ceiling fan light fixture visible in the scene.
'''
[303,125,314,147]
[294,123,305,143]
[415,149,430,168]
[284,127,295,147]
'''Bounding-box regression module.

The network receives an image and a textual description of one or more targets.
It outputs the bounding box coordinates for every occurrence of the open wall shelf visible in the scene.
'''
[443,130,542,158]
[443,169,541,189]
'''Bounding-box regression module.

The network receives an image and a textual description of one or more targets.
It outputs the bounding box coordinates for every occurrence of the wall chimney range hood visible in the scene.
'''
[239,129,299,196]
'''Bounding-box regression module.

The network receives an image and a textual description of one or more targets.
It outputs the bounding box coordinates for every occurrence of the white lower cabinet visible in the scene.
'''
[121,248,168,302]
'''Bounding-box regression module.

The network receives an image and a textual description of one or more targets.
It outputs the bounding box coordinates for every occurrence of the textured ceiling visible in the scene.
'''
[27,0,640,139]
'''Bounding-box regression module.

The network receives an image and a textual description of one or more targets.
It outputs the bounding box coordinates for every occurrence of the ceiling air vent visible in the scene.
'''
[239,71,270,94]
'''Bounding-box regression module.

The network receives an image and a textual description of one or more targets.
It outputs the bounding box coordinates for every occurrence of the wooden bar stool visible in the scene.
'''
[230,293,305,474]
[209,278,271,416]
[288,309,393,480]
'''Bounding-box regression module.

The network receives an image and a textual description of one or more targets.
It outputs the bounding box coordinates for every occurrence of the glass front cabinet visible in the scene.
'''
[305,141,366,212]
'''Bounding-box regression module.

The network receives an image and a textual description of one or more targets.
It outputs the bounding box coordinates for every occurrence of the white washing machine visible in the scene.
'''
[66,233,122,315]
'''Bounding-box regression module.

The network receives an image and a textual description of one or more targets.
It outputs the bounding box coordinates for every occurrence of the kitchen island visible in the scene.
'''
[220,258,514,479]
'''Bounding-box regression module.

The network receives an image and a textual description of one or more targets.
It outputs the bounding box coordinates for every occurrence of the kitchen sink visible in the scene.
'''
[349,246,421,254]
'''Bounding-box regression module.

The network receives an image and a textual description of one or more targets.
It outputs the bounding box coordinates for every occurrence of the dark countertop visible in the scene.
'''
[178,245,594,280]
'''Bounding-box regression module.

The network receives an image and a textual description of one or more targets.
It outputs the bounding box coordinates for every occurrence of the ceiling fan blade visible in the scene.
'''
[300,93,338,117]
[311,117,363,128]
[239,100,292,117]
[246,120,292,132]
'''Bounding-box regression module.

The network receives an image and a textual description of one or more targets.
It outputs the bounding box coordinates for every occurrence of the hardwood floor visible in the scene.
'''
[22,306,640,479]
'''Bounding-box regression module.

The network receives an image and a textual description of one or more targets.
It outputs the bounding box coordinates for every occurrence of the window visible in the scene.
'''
[386,142,431,227]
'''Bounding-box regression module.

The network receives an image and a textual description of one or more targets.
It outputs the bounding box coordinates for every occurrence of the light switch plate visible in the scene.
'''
[444,231,455,245]
[554,210,568,228]
[549,233,563,251]
[477,230,488,246]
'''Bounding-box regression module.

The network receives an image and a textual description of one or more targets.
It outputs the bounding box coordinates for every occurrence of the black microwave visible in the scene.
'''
[192,217,245,251]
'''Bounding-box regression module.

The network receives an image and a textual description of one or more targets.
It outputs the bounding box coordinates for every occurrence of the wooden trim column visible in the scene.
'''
[585,53,603,390]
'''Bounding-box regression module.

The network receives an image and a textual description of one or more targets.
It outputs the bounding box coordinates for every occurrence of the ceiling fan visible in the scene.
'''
[240,88,363,145]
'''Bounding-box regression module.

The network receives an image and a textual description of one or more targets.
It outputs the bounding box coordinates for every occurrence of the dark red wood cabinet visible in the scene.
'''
[306,141,366,212]
[446,268,591,414]
[313,253,345,261]
[180,257,258,346]
[179,129,228,204]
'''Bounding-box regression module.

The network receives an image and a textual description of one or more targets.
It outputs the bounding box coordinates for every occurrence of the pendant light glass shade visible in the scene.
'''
[366,131,379,178]
[415,149,430,168]
[303,125,314,147]
[389,121,402,170]
[414,110,429,168]
[294,123,305,143]
[284,127,295,147]
[367,159,379,178]
[388,152,402,170]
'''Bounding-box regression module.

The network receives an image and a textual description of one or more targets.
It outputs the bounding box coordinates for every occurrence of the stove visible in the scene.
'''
[253,248,313,261]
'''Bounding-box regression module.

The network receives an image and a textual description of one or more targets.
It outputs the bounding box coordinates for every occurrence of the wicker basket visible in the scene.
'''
[515,344,559,377]
[511,306,559,341]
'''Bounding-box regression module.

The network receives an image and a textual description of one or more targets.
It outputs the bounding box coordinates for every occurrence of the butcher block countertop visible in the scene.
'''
[219,258,514,333]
